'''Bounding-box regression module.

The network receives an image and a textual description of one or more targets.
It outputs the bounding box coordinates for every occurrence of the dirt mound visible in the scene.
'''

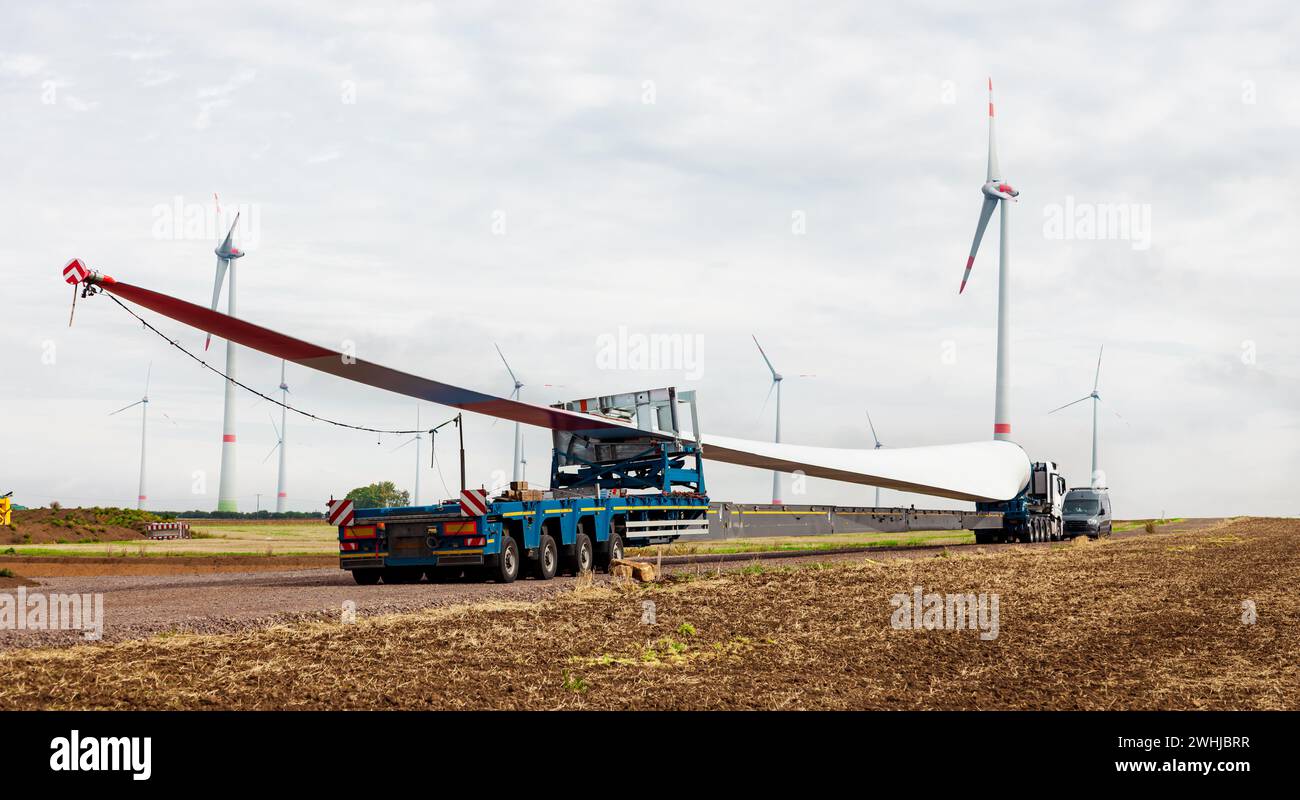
[0,572,40,589]
[4,507,162,545]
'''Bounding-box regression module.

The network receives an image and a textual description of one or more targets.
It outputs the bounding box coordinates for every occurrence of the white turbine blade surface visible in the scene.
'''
[262,442,280,463]
[204,257,229,350]
[1093,345,1104,392]
[89,272,1033,502]
[700,434,1030,502]
[494,343,520,386]
[109,399,144,416]
[987,77,1000,181]
[1048,396,1092,414]
[752,335,778,378]
[960,195,998,293]
[866,409,880,446]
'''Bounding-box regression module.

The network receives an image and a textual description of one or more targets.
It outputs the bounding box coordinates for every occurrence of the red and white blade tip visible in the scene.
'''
[62,257,89,284]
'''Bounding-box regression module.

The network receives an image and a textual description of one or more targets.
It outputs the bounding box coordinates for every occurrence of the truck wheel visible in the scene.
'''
[597,532,624,571]
[530,533,558,580]
[489,536,520,583]
[352,569,381,586]
[565,533,594,575]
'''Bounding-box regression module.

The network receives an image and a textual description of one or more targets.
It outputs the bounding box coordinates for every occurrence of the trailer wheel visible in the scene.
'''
[352,569,381,586]
[597,532,624,572]
[488,536,520,583]
[530,533,558,580]
[565,533,594,575]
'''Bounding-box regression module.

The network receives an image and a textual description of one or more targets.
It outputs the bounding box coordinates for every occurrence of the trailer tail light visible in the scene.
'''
[344,525,377,539]
[340,540,359,552]
[464,536,486,547]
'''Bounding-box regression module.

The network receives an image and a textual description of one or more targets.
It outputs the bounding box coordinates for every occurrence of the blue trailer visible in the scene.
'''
[337,387,710,585]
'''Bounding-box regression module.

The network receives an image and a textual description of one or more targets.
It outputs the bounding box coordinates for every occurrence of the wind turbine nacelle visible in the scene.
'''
[982,181,1019,201]
[215,245,245,259]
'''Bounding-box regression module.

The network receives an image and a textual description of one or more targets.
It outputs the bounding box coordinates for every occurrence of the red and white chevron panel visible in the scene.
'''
[459,488,489,517]
[62,258,89,284]
[327,498,355,527]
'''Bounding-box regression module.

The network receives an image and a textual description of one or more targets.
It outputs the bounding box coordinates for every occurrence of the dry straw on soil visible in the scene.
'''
[0,517,1295,710]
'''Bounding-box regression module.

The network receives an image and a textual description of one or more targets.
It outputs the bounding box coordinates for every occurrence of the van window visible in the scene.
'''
[1065,498,1100,515]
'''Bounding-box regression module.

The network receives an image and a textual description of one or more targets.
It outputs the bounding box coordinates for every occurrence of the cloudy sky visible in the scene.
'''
[2,1,1297,518]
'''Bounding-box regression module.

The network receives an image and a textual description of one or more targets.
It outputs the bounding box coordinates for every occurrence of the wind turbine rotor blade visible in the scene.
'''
[865,409,880,446]
[1093,345,1104,392]
[960,195,998,294]
[218,212,240,252]
[752,335,778,378]
[144,362,152,396]
[109,400,144,416]
[391,437,417,452]
[494,343,520,386]
[987,77,1001,181]
[262,442,280,463]
[204,257,229,351]
[267,411,281,442]
[1047,396,1092,414]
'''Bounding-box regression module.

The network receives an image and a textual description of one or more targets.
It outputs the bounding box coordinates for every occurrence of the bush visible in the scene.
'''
[1144,520,1156,534]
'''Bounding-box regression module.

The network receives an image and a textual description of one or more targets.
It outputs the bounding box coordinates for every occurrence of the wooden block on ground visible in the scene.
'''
[611,559,657,582]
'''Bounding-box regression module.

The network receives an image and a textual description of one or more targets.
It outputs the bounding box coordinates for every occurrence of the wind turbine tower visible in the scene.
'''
[275,360,289,512]
[866,409,884,507]
[753,335,784,504]
[959,78,1020,443]
[1050,346,1119,488]
[109,364,153,510]
[392,406,424,506]
[206,204,245,512]
[495,344,525,483]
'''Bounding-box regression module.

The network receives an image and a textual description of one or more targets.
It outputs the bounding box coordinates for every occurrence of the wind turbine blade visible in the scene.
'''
[391,437,417,452]
[494,343,520,386]
[144,362,152,396]
[752,335,778,378]
[1047,396,1091,414]
[262,442,280,463]
[865,409,880,446]
[204,256,229,351]
[218,212,240,253]
[1093,345,1104,392]
[987,77,1000,181]
[267,411,281,442]
[960,195,998,294]
[109,400,143,416]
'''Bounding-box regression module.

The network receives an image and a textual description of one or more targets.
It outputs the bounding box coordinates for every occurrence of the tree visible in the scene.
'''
[345,481,410,509]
